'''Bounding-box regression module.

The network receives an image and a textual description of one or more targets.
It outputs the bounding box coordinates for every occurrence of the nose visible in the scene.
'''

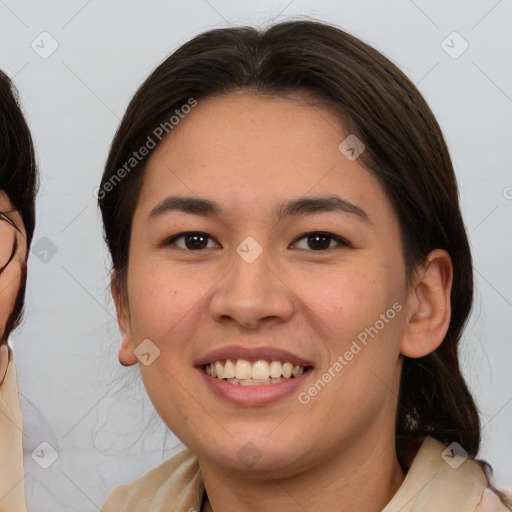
[208,248,295,330]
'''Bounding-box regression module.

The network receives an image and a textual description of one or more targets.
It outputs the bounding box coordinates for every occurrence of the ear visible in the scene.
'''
[400,249,453,358]
[111,270,138,367]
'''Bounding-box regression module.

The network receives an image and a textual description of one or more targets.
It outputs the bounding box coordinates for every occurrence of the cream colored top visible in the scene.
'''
[101,436,509,512]
[0,351,27,512]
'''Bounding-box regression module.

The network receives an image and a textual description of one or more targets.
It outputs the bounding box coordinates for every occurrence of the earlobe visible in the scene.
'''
[119,334,138,367]
[400,249,453,358]
[110,271,138,367]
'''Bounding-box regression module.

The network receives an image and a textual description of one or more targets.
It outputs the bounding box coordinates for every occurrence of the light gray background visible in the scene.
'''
[1,0,511,510]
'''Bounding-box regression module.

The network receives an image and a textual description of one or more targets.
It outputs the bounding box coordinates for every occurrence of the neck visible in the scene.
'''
[199,432,406,512]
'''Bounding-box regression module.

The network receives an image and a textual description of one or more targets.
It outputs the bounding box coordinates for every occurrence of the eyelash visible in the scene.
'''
[162,231,351,252]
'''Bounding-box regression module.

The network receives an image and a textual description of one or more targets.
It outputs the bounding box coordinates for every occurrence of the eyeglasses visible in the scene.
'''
[0,211,23,273]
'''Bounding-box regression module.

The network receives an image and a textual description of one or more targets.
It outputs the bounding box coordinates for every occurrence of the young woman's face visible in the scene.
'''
[0,190,26,340]
[117,93,412,475]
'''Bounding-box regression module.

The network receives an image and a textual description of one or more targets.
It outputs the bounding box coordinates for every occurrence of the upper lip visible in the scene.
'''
[194,345,314,368]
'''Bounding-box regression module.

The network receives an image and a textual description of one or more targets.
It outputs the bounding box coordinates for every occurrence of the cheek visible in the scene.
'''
[296,262,392,337]
[0,263,22,336]
[294,259,405,389]
[297,266,404,428]
[126,261,210,357]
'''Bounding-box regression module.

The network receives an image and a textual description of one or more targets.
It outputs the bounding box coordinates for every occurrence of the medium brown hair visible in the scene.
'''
[98,19,508,505]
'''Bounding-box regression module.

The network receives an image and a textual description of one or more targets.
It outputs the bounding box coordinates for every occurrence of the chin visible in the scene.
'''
[195,433,313,475]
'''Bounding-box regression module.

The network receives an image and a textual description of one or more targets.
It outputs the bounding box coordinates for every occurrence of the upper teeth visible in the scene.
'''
[205,359,305,380]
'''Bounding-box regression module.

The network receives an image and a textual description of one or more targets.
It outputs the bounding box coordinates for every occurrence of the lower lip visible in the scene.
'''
[197,367,313,407]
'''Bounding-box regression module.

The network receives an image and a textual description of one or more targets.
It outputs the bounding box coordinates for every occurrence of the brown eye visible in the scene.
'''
[164,232,220,250]
[292,232,350,251]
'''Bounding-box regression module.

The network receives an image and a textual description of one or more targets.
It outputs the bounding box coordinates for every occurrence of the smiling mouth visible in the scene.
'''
[203,358,313,386]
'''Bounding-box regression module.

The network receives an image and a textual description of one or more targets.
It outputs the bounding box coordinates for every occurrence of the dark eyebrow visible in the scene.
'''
[148,195,371,224]
[274,195,370,224]
[149,196,221,219]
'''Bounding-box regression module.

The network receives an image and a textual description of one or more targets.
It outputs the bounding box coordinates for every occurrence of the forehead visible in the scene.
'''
[135,93,395,227]
[159,92,346,155]
[145,92,349,178]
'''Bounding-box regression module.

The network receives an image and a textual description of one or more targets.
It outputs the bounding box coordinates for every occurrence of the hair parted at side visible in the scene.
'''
[98,17,499,495]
